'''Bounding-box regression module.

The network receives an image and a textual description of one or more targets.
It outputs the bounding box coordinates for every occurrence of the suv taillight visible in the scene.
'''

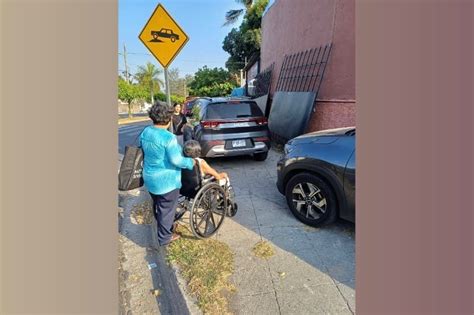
[254,117,268,125]
[201,120,220,128]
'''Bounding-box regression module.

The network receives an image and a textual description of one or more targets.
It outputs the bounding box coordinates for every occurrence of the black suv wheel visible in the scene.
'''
[285,172,337,227]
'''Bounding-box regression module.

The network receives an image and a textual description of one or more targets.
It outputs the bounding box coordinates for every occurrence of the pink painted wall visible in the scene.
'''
[261,0,355,131]
[306,101,356,132]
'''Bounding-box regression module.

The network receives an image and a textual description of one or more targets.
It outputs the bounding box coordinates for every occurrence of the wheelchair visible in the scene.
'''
[174,163,237,239]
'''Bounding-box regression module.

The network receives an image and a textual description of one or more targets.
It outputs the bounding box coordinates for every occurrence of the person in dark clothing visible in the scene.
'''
[172,102,195,142]
[171,103,187,136]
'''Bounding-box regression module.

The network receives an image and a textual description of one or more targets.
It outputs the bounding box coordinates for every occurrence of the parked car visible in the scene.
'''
[192,97,271,161]
[276,127,355,226]
[182,97,201,116]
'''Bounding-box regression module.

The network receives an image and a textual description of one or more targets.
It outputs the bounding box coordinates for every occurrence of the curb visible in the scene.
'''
[118,117,149,125]
[150,223,203,315]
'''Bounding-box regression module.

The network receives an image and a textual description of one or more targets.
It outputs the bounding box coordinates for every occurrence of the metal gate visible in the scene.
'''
[275,43,332,99]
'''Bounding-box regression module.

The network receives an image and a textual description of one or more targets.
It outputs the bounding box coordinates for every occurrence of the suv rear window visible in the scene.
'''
[205,102,263,120]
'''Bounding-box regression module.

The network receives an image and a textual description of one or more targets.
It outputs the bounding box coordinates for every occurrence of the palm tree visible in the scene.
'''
[224,0,253,26]
[135,62,164,104]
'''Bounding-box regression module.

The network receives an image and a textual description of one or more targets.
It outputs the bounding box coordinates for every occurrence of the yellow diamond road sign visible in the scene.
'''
[138,4,189,68]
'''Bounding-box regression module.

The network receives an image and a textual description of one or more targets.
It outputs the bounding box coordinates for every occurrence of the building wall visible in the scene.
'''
[261,0,355,132]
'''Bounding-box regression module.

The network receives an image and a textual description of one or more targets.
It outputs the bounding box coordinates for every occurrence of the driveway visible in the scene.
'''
[208,149,356,314]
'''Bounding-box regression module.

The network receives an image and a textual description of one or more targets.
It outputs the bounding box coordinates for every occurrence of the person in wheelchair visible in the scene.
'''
[180,140,238,217]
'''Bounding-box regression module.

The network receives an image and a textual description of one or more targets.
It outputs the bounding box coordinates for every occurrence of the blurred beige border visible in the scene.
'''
[357,0,473,313]
[2,0,473,313]
[1,0,118,313]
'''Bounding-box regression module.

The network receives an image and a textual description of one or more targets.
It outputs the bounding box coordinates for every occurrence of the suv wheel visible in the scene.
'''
[253,152,268,161]
[285,172,337,227]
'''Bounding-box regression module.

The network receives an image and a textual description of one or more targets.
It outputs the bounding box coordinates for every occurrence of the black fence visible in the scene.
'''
[275,43,332,98]
[253,63,274,98]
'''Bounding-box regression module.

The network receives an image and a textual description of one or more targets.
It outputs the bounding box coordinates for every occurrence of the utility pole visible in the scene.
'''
[183,79,187,97]
[123,44,130,83]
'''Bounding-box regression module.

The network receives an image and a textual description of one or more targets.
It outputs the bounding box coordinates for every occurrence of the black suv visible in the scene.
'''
[192,97,270,161]
[277,127,356,226]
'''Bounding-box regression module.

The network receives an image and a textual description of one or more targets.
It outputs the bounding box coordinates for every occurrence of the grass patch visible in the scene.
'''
[252,241,275,259]
[167,225,235,315]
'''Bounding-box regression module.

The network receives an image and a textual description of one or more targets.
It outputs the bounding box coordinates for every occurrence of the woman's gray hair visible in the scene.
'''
[183,140,201,158]
[148,102,173,125]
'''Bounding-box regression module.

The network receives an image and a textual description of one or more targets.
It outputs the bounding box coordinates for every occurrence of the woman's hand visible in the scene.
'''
[217,172,229,180]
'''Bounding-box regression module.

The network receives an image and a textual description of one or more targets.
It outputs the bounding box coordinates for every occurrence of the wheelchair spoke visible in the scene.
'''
[209,210,216,228]
[190,183,227,238]
[197,212,207,229]
[204,212,210,233]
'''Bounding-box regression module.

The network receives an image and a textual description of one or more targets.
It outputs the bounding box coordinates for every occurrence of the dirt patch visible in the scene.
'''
[118,236,132,314]
[252,240,275,259]
[130,201,154,225]
[167,225,235,315]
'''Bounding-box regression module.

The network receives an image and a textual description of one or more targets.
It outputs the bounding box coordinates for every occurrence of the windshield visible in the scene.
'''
[205,102,263,120]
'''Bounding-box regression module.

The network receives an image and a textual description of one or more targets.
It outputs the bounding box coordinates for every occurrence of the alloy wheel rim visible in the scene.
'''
[291,182,327,220]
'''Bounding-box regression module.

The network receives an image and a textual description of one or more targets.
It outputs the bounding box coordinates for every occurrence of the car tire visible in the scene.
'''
[285,172,337,227]
[253,151,268,161]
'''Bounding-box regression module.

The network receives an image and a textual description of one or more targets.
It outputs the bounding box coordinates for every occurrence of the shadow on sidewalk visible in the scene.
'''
[207,151,356,291]
[119,190,191,315]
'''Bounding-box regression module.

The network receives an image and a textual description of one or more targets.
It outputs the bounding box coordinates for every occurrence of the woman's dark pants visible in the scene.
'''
[182,125,194,143]
[149,189,179,246]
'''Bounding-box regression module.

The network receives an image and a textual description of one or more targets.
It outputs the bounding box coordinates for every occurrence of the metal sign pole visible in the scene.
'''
[164,67,173,133]
[164,67,171,107]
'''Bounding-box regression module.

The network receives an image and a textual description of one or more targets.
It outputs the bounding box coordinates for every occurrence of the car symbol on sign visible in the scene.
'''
[151,28,180,42]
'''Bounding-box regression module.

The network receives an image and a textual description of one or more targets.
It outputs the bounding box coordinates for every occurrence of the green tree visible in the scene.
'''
[134,62,164,104]
[224,0,253,26]
[222,0,268,74]
[118,77,148,118]
[188,66,238,97]
[168,68,190,98]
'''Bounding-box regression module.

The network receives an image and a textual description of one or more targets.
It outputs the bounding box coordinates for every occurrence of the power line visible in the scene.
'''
[117,51,246,65]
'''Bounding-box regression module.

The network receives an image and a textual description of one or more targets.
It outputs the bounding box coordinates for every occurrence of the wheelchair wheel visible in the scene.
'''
[190,182,227,238]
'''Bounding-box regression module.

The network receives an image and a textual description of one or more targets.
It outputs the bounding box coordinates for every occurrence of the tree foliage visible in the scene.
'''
[118,76,148,117]
[222,0,268,73]
[187,66,238,97]
[168,68,193,99]
[134,62,164,104]
[224,0,254,26]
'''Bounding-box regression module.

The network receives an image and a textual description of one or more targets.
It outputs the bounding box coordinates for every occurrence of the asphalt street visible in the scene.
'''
[118,121,152,154]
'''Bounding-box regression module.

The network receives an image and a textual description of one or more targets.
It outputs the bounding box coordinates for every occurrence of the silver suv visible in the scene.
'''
[192,97,270,161]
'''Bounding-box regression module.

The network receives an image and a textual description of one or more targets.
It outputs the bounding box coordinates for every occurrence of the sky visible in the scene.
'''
[118,0,248,81]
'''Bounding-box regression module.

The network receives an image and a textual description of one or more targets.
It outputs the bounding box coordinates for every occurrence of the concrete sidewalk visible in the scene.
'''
[118,155,200,315]
[209,149,356,314]
[118,148,355,314]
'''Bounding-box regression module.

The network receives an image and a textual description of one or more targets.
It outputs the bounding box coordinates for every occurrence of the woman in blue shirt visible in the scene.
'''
[140,103,195,246]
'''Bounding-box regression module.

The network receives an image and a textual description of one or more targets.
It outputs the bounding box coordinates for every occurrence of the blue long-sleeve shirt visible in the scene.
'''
[140,126,194,195]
